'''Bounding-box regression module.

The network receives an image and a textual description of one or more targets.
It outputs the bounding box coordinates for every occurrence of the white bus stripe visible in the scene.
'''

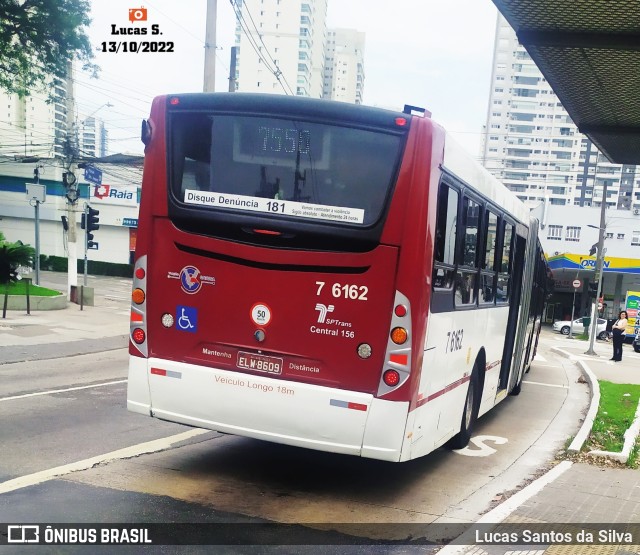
[0,429,210,495]
[522,380,568,389]
[0,380,128,403]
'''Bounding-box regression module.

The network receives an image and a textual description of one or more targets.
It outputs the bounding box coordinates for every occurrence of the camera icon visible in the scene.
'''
[129,7,148,22]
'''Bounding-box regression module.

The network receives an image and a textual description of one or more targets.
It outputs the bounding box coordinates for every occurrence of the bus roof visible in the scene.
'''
[442,129,531,225]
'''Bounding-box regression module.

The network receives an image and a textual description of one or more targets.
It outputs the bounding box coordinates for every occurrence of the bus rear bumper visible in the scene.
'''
[127,357,409,461]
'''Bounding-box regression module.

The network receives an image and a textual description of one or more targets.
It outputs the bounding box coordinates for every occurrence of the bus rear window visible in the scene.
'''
[169,113,403,227]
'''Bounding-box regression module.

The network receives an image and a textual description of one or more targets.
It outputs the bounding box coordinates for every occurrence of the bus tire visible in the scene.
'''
[448,366,480,449]
[511,370,523,396]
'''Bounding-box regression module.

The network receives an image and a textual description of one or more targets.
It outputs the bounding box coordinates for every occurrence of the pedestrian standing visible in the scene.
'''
[611,310,628,362]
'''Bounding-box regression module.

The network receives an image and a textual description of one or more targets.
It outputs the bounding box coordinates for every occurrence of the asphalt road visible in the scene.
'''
[0,330,587,553]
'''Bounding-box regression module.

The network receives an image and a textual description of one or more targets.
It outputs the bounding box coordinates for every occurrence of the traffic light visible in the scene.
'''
[85,206,100,249]
[86,206,100,232]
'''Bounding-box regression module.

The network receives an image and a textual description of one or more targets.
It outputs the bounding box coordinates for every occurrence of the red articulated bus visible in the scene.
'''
[128,93,548,462]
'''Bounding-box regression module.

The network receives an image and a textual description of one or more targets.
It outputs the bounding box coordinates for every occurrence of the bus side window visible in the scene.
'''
[496,222,514,303]
[455,196,480,308]
[479,210,498,304]
[433,183,458,290]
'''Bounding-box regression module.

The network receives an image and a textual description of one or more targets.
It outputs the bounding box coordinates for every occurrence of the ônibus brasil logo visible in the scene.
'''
[180,266,202,294]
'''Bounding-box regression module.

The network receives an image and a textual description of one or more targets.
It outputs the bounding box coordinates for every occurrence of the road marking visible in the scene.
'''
[530,362,562,368]
[0,379,128,403]
[0,429,210,495]
[533,354,547,362]
[454,435,508,457]
[522,380,568,389]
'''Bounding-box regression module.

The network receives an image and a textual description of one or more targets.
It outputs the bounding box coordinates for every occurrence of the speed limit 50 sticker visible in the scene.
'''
[250,303,272,327]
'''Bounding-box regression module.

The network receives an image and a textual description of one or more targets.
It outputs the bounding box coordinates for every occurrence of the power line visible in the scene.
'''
[229,0,294,95]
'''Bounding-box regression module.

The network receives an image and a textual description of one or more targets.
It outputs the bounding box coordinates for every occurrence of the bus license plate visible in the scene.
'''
[237,352,283,375]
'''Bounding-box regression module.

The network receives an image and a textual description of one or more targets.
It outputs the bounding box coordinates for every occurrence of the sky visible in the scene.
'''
[79,0,499,157]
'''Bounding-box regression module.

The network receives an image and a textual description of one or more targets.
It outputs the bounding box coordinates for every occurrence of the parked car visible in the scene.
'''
[633,331,640,353]
[552,317,608,340]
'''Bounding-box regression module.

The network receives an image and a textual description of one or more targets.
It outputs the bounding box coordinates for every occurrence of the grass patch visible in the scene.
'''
[1,281,61,297]
[586,381,640,454]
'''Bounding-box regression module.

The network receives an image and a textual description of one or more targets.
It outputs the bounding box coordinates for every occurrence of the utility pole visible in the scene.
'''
[228,46,237,92]
[26,166,45,285]
[64,60,80,298]
[203,0,217,92]
[585,181,608,356]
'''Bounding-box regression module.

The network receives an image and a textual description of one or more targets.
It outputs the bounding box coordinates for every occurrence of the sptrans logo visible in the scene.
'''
[315,303,335,323]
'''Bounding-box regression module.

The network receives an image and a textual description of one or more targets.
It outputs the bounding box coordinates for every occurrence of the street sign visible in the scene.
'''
[572,279,581,288]
[84,165,103,185]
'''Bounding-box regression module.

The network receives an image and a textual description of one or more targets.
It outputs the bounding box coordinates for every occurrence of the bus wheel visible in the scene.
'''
[511,370,523,396]
[448,366,480,449]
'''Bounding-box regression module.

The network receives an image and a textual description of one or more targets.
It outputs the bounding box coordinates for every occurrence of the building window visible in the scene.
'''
[547,225,562,240]
[617,233,625,240]
[633,232,640,246]
[566,226,580,242]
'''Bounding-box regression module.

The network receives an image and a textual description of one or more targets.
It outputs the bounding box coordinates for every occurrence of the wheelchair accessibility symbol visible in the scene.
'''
[176,305,197,333]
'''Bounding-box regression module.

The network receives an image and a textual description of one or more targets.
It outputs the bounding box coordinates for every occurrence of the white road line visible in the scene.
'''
[0,429,210,495]
[437,461,573,555]
[530,363,562,368]
[522,380,568,389]
[533,354,547,362]
[0,379,128,403]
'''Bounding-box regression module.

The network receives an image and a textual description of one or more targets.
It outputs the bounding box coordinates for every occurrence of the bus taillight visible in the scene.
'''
[130,255,148,357]
[390,327,408,345]
[132,288,145,304]
[394,304,407,317]
[377,291,412,397]
[383,370,400,387]
[132,328,146,344]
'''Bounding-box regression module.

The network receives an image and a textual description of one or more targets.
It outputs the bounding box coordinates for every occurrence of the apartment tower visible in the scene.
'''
[482,15,639,211]
[234,0,328,98]
[322,28,365,104]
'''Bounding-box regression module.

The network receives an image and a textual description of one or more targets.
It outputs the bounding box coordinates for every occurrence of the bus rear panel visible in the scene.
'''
[128,93,542,462]
[129,94,418,461]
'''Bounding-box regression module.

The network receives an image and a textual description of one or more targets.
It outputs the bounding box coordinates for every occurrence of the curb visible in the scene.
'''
[436,461,574,554]
[549,347,599,453]
[2,294,67,311]
[589,397,640,464]
[550,346,640,464]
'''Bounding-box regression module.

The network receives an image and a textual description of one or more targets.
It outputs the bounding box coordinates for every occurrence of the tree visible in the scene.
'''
[0,235,35,285]
[0,0,97,97]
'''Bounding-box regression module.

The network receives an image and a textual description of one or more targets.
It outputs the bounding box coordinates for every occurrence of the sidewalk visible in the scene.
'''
[443,333,640,555]
[0,271,130,363]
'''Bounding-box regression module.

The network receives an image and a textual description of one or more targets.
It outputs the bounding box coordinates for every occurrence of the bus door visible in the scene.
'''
[498,228,527,392]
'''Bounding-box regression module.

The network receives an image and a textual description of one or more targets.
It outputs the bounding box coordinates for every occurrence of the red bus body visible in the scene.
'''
[128,94,546,461]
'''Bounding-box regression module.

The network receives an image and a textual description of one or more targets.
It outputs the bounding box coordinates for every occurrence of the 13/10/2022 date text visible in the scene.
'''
[100,42,174,53]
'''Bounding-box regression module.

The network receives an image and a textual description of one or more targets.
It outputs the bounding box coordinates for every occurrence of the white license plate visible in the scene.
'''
[237,352,283,375]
